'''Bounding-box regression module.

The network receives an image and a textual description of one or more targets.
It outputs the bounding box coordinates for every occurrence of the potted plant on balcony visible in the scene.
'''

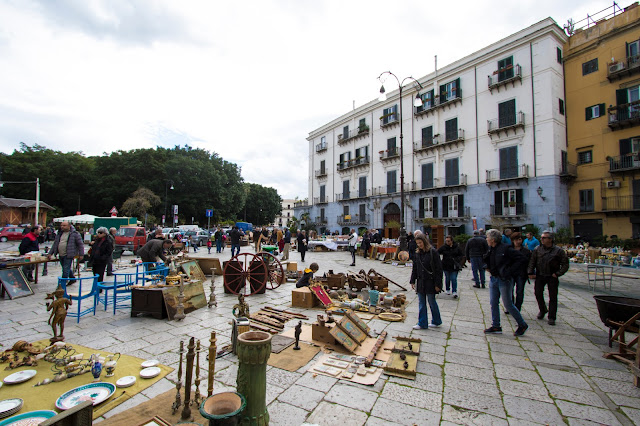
[508,201,516,207]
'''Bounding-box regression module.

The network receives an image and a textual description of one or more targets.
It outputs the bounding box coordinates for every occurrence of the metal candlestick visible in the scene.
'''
[207,331,217,397]
[171,340,184,414]
[175,276,186,321]
[208,268,217,308]
[180,337,195,422]
[194,339,202,405]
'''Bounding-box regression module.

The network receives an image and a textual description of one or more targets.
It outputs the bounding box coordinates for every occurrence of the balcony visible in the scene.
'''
[315,141,327,153]
[380,113,399,129]
[337,155,370,172]
[373,183,411,196]
[602,195,640,212]
[337,214,370,226]
[313,196,328,205]
[608,101,640,130]
[410,174,468,191]
[414,91,463,118]
[488,112,525,137]
[486,164,529,183]
[490,203,527,218]
[294,200,308,208]
[313,216,328,225]
[414,206,471,222]
[315,168,327,178]
[609,153,640,173]
[337,189,372,200]
[379,147,400,161]
[488,64,522,93]
[559,162,577,183]
[337,126,370,145]
[607,55,640,81]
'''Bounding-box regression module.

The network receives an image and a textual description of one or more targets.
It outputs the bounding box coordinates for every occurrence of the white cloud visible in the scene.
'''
[0,0,604,197]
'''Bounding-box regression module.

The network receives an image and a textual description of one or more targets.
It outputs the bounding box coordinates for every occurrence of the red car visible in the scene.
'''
[0,227,26,242]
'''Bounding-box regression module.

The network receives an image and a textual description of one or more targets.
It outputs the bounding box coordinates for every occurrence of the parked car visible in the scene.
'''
[114,226,147,254]
[183,230,209,246]
[0,227,25,242]
[162,227,181,239]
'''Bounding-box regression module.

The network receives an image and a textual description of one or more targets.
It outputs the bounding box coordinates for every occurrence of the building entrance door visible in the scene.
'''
[383,203,401,239]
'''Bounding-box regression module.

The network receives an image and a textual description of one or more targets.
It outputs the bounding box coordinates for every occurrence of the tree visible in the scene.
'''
[242,183,282,225]
[121,187,161,224]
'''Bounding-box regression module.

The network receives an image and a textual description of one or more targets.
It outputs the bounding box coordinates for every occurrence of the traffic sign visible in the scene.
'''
[206,209,213,217]
[109,206,118,217]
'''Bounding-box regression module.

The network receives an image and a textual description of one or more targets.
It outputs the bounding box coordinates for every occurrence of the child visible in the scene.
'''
[207,238,212,254]
[296,262,319,288]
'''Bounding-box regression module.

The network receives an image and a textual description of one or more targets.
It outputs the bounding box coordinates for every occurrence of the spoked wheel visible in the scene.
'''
[259,252,285,289]
[223,253,267,296]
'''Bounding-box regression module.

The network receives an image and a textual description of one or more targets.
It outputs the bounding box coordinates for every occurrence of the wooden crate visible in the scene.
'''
[292,287,317,308]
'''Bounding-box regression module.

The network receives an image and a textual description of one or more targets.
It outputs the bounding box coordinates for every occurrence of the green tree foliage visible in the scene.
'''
[243,183,281,225]
[121,187,161,223]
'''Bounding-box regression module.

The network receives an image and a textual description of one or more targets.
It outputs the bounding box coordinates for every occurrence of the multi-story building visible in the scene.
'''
[564,3,640,240]
[272,199,295,228]
[297,18,568,237]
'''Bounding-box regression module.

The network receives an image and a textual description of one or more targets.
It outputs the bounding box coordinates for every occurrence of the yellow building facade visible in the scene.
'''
[564,3,640,240]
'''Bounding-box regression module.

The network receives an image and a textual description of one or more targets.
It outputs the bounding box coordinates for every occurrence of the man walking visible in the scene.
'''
[483,229,528,336]
[48,221,84,284]
[348,228,358,267]
[282,227,291,260]
[528,231,569,325]
[229,226,242,257]
[523,232,540,251]
[466,230,489,288]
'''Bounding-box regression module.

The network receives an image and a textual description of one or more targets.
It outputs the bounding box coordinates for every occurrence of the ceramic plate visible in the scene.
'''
[115,376,136,388]
[140,367,161,379]
[140,359,159,368]
[2,370,36,385]
[0,410,56,426]
[55,382,115,410]
[0,399,23,419]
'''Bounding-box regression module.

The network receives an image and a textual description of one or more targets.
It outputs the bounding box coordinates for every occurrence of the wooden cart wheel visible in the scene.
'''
[223,253,267,296]
[259,251,285,289]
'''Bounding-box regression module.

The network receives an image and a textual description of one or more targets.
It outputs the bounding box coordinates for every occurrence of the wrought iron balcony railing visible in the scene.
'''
[490,203,527,217]
[294,200,308,208]
[488,111,525,134]
[315,141,327,152]
[608,101,640,130]
[337,214,370,225]
[602,195,640,212]
[609,153,640,172]
[337,126,370,145]
[379,147,399,160]
[313,196,328,205]
[486,164,529,182]
[315,168,327,178]
[607,54,640,81]
[337,155,370,172]
[488,64,522,92]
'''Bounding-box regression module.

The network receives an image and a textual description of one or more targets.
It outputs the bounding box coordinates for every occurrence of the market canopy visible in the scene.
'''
[52,214,99,225]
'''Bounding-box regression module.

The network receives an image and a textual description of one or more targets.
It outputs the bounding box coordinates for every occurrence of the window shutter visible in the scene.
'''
[419,198,425,218]
[422,163,433,189]
[359,176,366,197]
[617,88,629,105]
[344,205,349,216]
[320,160,325,173]
[627,41,630,58]
[494,191,502,216]
[439,83,447,100]
[515,189,523,215]
[445,118,457,141]
[387,137,396,152]
[620,138,632,156]
[442,196,448,218]
[585,106,593,121]
[320,185,325,200]
[343,180,350,198]
[599,104,606,117]
[422,126,433,146]
[433,197,439,218]
[387,170,396,193]
[455,78,461,97]
[458,194,464,217]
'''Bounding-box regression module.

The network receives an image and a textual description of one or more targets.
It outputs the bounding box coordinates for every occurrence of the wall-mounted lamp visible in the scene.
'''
[537,186,546,201]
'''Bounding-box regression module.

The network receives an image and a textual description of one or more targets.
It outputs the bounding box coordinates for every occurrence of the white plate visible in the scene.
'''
[140,360,159,368]
[140,367,161,379]
[2,370,36,385]
[55,382,115,410]
[115,376,136,388]
[0,399,23,419]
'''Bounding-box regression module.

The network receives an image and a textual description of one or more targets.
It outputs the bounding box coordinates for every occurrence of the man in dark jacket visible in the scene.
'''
[466,230,489,288]
[229,226,243,257]
[528,231,569,325]
[20,225,42,282]
[483,229,528,336]
[48,222,84,284]
[138,238,173,265]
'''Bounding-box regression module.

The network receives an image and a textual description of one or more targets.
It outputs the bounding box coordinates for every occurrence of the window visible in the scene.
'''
[342,125,349,139]
[498,99,516,128]
[320,208,325,220]
[419,197,435,218]
[355,146,368,161]
[382,105,398,125]
[342,180,350,199]
[358,118,367,132]
[445,118,458,141]
[387,137,397,156]
[320,185,326,202]
[447,195,459,218]
[561,150,568,174]
[579,189,594,212]
[498,56,514,82]
[445,158,459,186]
[358,176,367,197]
[615,86,640,119]
[343,205,349,216]
[359,204,366,218]
[627,40,640,61]
[494,189,523,216]
[585,104,605,120]
[421,163,434,189]
[387,170,397,194]
[578,150,593,165]
[320,160,325,174]
[557,47,563,64]
[439,78,461,102]
[499,146,518,179]
[417,90,434,112]
[421,126,434,147]
[582,58,598,76]
[559,99,565,115]
[339,151,351,168]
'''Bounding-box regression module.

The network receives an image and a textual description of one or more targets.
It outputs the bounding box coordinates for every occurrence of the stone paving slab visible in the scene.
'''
[2,244,640,425]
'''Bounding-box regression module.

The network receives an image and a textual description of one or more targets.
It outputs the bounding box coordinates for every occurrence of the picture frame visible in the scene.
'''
[0,268,33,299]
[179,260,206,283]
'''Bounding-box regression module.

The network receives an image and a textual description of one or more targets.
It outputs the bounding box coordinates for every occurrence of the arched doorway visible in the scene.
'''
[383,203,401,239]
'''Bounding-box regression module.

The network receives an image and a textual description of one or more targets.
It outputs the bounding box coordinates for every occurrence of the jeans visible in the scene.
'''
[216,240,222,253]
[349,246,356,264]
[470,256,485,285]
[489,276,527,328]
[60,256,75,279]
[534,275,559,320]
[417,292,442,328]
[444,270,458,293]
[513,275,527,311]
[231,244,240,257]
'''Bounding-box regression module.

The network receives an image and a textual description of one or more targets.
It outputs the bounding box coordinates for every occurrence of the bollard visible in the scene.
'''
[236,331,272,425]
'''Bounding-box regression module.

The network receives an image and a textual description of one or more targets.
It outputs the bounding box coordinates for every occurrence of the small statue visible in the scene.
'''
[232,294,250,319]
[46,287,71,342]
[293,321,302,351]
[326,312,335,324]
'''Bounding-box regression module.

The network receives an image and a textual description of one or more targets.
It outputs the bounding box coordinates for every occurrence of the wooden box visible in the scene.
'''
[286,261,298,272]
[327,274,346,289]
[292,287,317,308]
[311,322,337,344]
[131,288,167,319]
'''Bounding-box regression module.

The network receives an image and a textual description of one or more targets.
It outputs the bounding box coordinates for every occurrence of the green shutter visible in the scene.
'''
[586,106,593,121]
[599,103,606,117]
[455,78,461,98]
[616,88,629,105]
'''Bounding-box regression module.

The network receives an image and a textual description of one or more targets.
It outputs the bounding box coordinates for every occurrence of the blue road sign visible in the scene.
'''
[206,209,213,217]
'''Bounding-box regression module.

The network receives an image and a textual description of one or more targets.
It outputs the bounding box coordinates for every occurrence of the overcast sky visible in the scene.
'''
[0,0,606,199]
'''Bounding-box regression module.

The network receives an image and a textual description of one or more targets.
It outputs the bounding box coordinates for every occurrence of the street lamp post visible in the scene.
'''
[378,71,423,252]
[164,180,174,226]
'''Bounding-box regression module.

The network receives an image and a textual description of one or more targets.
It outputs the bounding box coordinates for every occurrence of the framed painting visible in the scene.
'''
[162,281,207,320]
[345,309,370,335]
[337,316,367,343]
[0,268,33,299]
[309,282,332,306]
[179,260,206,283]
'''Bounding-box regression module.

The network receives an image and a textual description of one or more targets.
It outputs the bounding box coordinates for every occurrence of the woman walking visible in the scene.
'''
[438,235,464,298]
[89,227,113,283]
[410,233,443,329]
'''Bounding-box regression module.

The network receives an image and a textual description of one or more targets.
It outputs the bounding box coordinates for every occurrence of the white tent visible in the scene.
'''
[52,214,99,225]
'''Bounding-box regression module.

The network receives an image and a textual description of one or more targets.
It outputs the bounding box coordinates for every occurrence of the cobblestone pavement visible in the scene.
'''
[1,243,640,425]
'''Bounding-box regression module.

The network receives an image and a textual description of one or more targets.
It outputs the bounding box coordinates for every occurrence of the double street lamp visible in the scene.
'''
[378,71,423,251]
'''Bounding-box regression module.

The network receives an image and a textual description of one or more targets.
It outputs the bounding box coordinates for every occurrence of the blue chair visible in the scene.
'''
[135,262,169,286]
[96,272,135,314]
[58,275,99,323]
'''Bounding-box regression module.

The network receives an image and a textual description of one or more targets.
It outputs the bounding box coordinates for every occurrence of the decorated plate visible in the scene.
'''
[2,370,36,385]
[55,382,115,410]
[115,376,136,388]
[0,399,23,419]
[140,367,161,379]
[140,359,159,368]
[0,410,56,426]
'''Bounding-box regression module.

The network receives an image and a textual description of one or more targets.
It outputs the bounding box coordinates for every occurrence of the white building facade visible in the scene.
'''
[272,199,295,228]
[297,19,569,236]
